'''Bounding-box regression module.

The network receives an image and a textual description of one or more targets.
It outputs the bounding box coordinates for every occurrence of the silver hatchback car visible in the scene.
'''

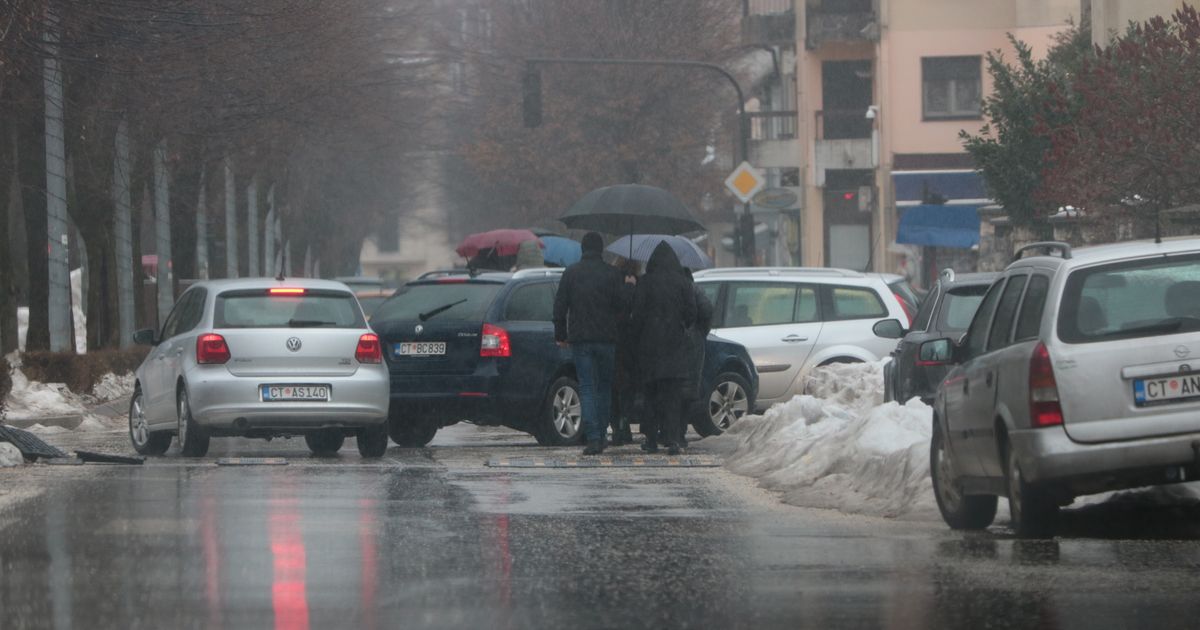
[924,239,1200,537]
[129,278,390,458]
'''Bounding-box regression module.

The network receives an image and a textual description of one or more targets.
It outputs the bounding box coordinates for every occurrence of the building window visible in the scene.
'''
[922,56,981,120]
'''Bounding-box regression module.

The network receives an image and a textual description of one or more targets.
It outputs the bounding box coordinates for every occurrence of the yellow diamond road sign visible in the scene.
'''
[725,161,765,203]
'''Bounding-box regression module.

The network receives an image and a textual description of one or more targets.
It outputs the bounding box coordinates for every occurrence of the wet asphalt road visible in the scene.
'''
[2,424,1200,630]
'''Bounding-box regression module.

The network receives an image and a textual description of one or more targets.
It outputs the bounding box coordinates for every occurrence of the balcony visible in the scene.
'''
[748,111,800,168]
[742,0,795,46]
[805,2,878,50]
[814,109,874,183]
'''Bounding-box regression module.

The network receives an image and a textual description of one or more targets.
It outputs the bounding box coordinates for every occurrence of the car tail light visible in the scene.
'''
[356,333,382,364]
[269,287,306,295]
[894,292,914,328]
[480,324,511,358]
[197,333,231,364]
[1029,342,1063,427]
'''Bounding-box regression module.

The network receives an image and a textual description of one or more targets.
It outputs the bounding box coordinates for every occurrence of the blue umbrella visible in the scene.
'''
[605,234,713,270]
[540,235,582,266]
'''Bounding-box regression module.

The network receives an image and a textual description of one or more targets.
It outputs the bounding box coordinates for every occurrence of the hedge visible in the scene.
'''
[20,349,148,395]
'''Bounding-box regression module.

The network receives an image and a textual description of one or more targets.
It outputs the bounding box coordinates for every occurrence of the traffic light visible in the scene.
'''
[522,67,542,128]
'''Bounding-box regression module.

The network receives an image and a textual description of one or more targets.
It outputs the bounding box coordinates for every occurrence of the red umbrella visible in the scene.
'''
[455,229,543,258]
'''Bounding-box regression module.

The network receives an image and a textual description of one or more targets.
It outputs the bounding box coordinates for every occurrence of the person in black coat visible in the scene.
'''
[676,270,713,444]
[630,242,696,455]
[553,232,629,455]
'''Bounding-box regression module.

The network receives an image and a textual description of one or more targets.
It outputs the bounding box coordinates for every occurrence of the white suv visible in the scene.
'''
[693,267,909,412]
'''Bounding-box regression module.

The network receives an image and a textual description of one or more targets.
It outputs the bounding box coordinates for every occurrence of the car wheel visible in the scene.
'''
[177,387,210,458]
[693,372,752,438]
[357,424,389,458]
[388,415,437,447]
[304,429,345,456]
[129,387,171,456]
[537,376,583,446]
[1004,442,1058,538]
[931,421,996,530]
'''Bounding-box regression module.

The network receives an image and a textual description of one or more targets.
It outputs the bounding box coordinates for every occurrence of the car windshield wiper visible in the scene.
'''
[288,319,337,328]
[419,299,468,322]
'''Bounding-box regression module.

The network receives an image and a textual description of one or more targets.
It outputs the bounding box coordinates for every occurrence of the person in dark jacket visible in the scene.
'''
[553,232,629,455]
[631,242,696,455]
[675,270,713,444]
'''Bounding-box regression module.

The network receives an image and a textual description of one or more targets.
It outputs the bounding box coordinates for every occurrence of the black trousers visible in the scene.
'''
[645,378,684,447]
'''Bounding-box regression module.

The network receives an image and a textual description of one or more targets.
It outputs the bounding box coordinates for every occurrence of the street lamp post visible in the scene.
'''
[525,57,757,265]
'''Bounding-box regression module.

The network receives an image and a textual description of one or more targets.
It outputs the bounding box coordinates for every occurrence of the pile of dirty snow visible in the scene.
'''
[718,361,937,519]
[2,354,134,427]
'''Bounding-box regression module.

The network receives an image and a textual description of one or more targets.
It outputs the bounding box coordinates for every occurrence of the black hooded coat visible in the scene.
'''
[631,243,697,382]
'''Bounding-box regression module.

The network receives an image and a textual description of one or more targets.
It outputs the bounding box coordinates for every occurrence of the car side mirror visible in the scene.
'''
[918,338,954,366]
[872,319,906,340]
[133,328,158,346]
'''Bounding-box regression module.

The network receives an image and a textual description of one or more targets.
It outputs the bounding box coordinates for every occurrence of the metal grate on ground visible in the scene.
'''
[487,455,722,468]
[0,425,70,460]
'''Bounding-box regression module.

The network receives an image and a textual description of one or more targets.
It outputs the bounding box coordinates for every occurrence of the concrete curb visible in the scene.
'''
[6,415,84,430]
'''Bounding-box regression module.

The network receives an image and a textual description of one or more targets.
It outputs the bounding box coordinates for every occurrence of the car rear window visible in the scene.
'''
[215,290,364,328]
[372,282,503,323]
[1059,254,1200,343]
[937,285,988,333]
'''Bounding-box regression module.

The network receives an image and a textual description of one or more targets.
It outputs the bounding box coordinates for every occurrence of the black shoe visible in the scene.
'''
[667,444,682,456]
[583,441,604,456]
[640,441,658,454]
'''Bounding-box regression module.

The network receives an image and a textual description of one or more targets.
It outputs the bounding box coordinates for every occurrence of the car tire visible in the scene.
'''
[536,376,583,446]
[304,429,345,456]
[177,387,210,458]
[388,416,437,448]
[357,424,389,458]
[129,386,171,456]
[693,372,753,438]
[931,421,997,530]
[1004,442,1058,539]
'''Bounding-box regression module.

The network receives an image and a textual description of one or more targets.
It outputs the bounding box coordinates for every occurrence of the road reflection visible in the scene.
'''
[269,491,310,630]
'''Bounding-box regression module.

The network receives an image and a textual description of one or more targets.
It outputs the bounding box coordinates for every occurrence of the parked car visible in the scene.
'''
[923,239,1200,538]
[129,278,391,458]
[876,269,998,404]
[355,288,395,320]
[370,268,758,446]
[691,267,909,412]
[881,272,925,325]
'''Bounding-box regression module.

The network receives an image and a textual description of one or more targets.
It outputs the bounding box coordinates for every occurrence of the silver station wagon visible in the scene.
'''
[926,238,1200,537]
[129,278,390,458]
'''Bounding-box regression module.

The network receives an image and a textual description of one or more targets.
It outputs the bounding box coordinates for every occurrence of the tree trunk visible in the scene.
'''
[0,119,16,354]
[224,154,237,279]
[113,120,135,347]
[263,183,275,277]
[196,166,209,280]
[43,8,73,352]
[153,140,174,326]
[246,174,259,277]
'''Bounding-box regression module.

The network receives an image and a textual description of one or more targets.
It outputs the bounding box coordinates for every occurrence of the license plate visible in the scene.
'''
[261,385,330,402]
[1134,374,1200,406]
[395,342,446,357]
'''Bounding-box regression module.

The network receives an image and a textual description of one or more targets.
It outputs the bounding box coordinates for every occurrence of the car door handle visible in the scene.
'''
[781,336,808,343]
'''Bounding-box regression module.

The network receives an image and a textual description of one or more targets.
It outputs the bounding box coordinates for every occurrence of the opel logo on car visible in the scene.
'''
[286,337,302,352]
[1176,345,1192,359]
[415,325,424,335]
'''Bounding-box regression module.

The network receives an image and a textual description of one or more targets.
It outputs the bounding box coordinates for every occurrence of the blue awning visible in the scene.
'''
[897,205,980,249]
[893,170,986,204]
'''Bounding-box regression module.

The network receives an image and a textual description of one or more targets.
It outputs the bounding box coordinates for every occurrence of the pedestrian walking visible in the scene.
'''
[631,242,696,455]
[676,269,713,446]
[612,258,641,446]
[553,232,629,455]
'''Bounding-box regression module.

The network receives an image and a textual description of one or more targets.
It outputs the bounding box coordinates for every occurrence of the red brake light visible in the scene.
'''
[1029,342,1063,427]
[480,324,511,358]
[197,333,231,364]
[269,287,306,295]
[893,292,914,328]
[356,333,382,364]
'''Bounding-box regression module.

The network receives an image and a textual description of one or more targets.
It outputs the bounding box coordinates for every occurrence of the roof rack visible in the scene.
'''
[694,267,865,278]
[1013,241,1073,261]
[939,268,956,283]
[512,268,565,279]
[417,269,472,280]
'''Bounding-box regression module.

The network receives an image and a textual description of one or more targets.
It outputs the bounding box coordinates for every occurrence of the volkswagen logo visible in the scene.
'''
[415,324,424,335]
[1176,345,1192,359]
[286,337,302,352]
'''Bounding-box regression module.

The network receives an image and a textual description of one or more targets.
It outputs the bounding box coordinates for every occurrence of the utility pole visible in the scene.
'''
[525,57,757,265]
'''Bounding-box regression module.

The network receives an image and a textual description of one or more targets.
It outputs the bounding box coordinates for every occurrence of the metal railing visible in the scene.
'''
[748,111,798,141]
[815,109,871,140]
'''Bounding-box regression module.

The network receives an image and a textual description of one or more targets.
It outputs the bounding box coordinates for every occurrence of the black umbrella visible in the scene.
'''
[561,184,704,236]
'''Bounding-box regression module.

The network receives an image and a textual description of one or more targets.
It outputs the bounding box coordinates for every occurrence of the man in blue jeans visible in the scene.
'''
[552,232,630,455]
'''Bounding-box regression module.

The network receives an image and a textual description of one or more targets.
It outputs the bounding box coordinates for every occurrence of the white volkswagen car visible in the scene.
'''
[693,267,909,412]
[129,278,390,458]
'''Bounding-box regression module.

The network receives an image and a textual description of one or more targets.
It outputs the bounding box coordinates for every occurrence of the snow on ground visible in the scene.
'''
[15,267,87,353]
[717,361,936,519]
[720,360,1200,520]
[2,354,135,424]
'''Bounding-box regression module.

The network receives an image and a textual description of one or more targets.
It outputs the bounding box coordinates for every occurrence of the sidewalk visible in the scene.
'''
[3,394,130,431]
